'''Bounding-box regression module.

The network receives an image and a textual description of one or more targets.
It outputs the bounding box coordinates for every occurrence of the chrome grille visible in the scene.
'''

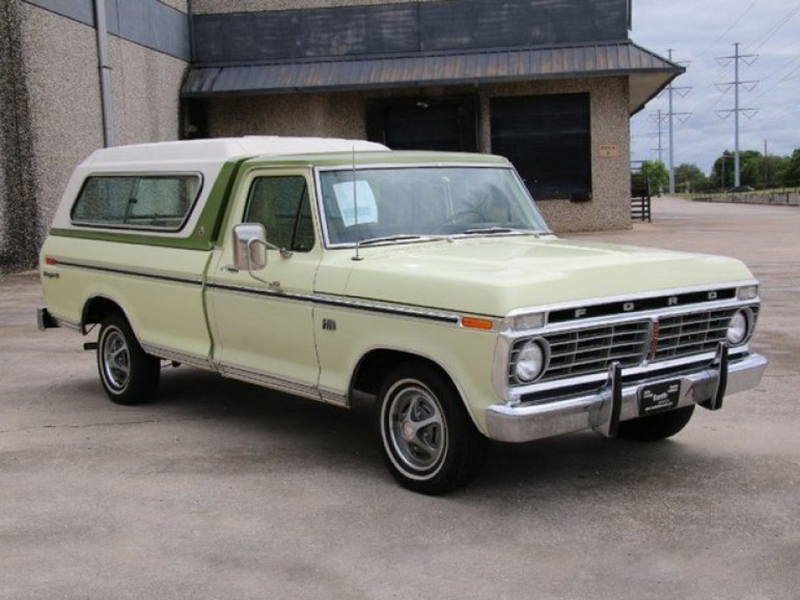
[507,303,759,387]
[510,321,650,383]
[653,306,758,361]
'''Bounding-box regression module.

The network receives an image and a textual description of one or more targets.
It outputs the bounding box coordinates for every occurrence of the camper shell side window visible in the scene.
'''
[70,173,203,232]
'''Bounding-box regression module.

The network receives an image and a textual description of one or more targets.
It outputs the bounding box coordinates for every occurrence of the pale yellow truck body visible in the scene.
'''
[38,137,767,492]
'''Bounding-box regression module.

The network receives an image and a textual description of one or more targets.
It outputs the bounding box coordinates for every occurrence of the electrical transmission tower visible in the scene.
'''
[715,42,759,187]
[648,109,668,163]
[665,50,692,194]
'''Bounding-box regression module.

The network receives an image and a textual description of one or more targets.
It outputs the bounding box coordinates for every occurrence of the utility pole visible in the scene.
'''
[764,139,769,189]
[715,42,759,188]
[668,49,675,193]
[665,50,692,194]
[648,109,668,163]
[735,43,740,186]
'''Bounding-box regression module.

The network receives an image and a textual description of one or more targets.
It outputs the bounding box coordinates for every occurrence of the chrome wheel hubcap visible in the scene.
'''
[102,328,130,391]
[388,383,446,472]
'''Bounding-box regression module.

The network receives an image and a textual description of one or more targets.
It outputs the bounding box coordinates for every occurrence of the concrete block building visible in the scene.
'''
[0,0,682,272]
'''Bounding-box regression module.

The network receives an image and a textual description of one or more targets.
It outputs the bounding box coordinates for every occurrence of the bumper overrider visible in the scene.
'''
[486,345,768,443]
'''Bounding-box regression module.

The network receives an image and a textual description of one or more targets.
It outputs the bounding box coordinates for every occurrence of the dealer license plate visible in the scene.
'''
[638,380,681,416]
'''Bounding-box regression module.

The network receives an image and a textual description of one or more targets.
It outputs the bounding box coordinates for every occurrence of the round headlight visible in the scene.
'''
[727,309,749,345]
[515,340,547,382]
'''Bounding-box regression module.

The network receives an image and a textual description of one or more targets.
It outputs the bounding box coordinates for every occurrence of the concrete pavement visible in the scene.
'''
[1,197,798,599]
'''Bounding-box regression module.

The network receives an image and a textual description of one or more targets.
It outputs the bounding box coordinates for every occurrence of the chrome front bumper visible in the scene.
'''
[485,350,768,443]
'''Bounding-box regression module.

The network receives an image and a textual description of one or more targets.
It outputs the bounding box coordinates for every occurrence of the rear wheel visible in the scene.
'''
[618,405,695,442]
[97,314,160,405]
[376,363,486,495]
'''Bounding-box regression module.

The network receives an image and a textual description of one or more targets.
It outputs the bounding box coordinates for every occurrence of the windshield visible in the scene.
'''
[318,167,550,246]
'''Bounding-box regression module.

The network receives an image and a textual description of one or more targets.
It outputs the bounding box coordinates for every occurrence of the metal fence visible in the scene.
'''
[630,161,652,222]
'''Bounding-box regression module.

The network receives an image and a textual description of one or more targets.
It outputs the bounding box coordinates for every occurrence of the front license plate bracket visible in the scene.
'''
[638,380,681,416]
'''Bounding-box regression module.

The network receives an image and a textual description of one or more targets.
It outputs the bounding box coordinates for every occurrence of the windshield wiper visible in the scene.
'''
[462,227,538,236]
[358,234,427,246]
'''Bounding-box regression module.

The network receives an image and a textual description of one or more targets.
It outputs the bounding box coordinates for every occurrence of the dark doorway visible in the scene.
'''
[366,96,479,152]
[491,93,592,201]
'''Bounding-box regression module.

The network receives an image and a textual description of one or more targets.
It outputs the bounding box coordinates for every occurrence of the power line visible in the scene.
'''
[759,50,800,84]
[686,81,729,120]
[756,60,800,99]
[696,0,758,58]
[691,47,780,119]
[750,3,800,52]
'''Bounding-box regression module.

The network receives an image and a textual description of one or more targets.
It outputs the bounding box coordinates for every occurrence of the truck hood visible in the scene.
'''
[334,236,754,317]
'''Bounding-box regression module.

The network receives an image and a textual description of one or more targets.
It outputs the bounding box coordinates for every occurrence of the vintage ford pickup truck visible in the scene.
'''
[38,136,767,494]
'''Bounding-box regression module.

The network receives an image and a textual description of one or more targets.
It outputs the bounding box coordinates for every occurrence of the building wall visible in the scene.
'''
[107,37,188,146]
[0,138,5,263]
[18,2,104,264]
[0,1,188,273]
[192,0,440,14]
[201,76,631,233]
[1,0,42,272]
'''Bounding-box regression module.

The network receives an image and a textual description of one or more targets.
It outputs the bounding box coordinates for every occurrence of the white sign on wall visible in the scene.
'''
[598,144,619,157]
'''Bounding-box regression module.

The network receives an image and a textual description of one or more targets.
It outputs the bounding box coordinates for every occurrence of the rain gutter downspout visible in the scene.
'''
[93,0,115,147]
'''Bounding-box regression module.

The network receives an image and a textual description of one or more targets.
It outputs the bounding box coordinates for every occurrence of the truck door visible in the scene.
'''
[205,168,323,400]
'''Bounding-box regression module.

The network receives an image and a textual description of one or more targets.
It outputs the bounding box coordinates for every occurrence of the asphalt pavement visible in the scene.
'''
[1,197,797,599]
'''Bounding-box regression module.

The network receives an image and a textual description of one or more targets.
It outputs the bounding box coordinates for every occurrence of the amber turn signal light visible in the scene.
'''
[461,317,494,330]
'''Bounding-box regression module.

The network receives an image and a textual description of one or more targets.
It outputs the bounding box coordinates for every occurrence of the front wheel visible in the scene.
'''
[376,364,486,495]
[97,314,160,405]
[617,405,695,442]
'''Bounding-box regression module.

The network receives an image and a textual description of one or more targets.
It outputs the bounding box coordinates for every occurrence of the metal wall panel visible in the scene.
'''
[192,11,301,63]
[115,0,190,60]
[193,4,419,64]
[419,0,626,52]
[305,5,419,57]
[21,0,190,61]
[191,0,629,66]
[22,0,95,26]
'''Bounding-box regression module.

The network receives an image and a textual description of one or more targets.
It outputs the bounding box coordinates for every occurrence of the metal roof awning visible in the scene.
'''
[182,41,683,114]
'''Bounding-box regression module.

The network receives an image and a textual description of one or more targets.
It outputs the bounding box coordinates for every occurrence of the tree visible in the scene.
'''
[740,150,763,188]
[764,154,790,187]
[710,151,763,189]
[710,148,799,190]
[784,148,800,188]
[710,151,733,190]
[674,163,708,193]
[641,160,669,195]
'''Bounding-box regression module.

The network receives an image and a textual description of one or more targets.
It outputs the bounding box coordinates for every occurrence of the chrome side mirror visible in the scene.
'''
[233,223,268,272]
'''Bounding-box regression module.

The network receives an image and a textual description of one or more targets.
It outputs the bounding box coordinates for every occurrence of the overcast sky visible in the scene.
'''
[629,0,799,174]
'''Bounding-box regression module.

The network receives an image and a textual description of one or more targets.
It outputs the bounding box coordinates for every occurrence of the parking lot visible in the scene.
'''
[1,197,798,599]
